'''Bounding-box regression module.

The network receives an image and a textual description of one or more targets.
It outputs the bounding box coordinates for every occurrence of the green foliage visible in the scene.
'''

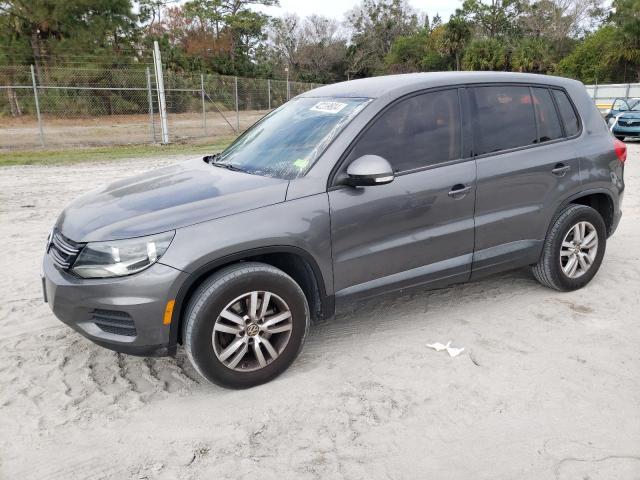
[385,30,429,72]
[462,38,509,70]
[439,16,473,70]
[0,0,140,69]
[511,37,553,72]
[458,0,524,39]
[609,0,640,80]
[347,0,421,77]
[556,26,624,83]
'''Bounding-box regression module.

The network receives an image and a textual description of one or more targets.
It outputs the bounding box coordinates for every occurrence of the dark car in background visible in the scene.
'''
[42,72,626,388]
[605,97,640,141]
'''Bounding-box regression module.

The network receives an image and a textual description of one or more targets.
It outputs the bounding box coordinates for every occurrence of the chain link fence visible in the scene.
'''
[0,64,323,151]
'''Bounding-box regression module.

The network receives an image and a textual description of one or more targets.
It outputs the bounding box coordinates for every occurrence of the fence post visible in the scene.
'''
[153,41,170,144]
[30,65,45,147]
[286,67,290,101]
[201,73,207,136]
[146,67,156,143]
[235,76,240,133]
[625,83,631,101]
[593,81,598,103]
[268,79,271,110]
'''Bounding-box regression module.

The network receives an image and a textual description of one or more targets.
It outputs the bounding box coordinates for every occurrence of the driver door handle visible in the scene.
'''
[552,164,571,177]
[448,184,472,199]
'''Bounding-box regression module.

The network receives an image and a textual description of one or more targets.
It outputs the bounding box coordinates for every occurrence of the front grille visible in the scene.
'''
[48,230,84,271]
[91,309,137,337]
[619,120,639,127]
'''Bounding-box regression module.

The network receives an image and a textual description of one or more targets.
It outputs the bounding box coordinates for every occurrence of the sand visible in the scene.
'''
[0,144,639,479]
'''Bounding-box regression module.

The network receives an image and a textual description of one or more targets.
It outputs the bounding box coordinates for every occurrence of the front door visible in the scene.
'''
[328,88,477,300]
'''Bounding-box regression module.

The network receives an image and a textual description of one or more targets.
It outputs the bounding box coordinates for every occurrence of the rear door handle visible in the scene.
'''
[448,185,472,199]
[552,164,571,177]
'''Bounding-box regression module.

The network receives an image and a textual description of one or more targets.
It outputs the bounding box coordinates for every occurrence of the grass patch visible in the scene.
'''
[0,137,235,166]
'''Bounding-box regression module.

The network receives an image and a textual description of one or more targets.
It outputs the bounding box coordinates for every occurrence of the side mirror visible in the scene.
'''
[345,155,394,187]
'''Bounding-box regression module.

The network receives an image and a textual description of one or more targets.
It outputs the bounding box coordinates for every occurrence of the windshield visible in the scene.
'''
[213,97,371,179]
[630,99,640,111]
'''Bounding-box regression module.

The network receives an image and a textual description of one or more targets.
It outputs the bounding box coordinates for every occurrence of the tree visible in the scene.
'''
[439,16,472,70]
[518,0,606,55]
[268,13,348,82]
[385,29,429,72]
[0,0,139,77]
[346,0,420,77]
[151,0,278,75]
[556,25,623,82]
[462,37,509,70]
[511,37,553,72]
[610,0,640,80]
[457,0,524,39]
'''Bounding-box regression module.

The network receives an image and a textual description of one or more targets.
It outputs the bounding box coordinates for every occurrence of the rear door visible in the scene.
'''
[329,88,477,300]
[470,84,583,278]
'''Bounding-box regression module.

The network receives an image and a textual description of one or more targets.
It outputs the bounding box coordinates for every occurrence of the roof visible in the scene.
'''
[300,71,582,100]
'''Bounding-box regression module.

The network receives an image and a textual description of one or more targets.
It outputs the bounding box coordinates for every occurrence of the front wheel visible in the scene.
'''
[532,204,607,291]
[184,262,310,388]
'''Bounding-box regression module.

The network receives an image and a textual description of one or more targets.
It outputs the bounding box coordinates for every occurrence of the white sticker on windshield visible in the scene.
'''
[310,101,348,114]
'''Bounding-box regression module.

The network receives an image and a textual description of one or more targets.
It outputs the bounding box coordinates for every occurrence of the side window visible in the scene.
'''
[552,90,580,137]
[471,86,537,155]
[347,89,461,172]
[531,87,563,143]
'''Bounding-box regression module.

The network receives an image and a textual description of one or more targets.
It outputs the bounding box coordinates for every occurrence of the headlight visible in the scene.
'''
[608,117,616,126]
[72,231,175,279]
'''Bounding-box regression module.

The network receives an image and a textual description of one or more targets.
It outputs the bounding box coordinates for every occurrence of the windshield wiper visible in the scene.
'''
[210,160,250,174]
[204,153,220,164]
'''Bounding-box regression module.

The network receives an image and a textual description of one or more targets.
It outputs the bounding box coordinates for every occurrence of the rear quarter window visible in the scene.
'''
[552,90,580,137]
[531,87,563,143]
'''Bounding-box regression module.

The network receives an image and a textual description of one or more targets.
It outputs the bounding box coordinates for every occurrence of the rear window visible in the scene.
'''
[552,90,580,137]
[471,86,537,155]
[532,87,563,143]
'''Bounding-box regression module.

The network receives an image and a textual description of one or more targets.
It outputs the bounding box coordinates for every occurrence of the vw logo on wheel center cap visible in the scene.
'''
[246,323,260,336]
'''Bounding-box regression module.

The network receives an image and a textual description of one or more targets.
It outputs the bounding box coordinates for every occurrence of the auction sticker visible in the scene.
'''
[310,102,348,114]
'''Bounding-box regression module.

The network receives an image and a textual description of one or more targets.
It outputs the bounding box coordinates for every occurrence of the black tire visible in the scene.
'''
[532,204,607,291]
[183,262,310,389]
[615,136,626,142]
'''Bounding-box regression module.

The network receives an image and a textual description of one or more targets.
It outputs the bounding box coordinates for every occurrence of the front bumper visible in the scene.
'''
[612,125,640,138]
[42,254,188,357]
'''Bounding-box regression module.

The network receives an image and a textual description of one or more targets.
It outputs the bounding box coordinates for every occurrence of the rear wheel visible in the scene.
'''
[184,262,310,388]
[532,204,606,291]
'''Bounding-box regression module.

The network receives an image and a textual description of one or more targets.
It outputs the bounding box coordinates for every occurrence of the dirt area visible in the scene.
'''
[0,145,639,479]
[0,110,267,150]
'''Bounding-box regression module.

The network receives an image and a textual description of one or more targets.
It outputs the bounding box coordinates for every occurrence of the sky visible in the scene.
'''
[255,0,462,23]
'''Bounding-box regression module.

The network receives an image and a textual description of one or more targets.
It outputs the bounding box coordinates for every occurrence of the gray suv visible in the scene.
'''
[42,72,626,388]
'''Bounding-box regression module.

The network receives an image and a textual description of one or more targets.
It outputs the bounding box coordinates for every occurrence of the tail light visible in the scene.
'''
[614,138,627,164]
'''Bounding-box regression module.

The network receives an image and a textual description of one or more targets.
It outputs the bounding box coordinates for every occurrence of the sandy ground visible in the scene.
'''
[0,110,267,150]
[0,145,639,479]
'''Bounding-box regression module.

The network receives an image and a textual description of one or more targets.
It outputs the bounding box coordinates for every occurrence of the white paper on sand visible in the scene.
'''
[426,341,465,358]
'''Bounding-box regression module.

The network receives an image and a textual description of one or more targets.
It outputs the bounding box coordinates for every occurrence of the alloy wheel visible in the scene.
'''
[212,291,293,372]
[560,221,598,279]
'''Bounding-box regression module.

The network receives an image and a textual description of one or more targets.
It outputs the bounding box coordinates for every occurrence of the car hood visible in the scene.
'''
[56,157,289,242]
[618,112,640,120]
